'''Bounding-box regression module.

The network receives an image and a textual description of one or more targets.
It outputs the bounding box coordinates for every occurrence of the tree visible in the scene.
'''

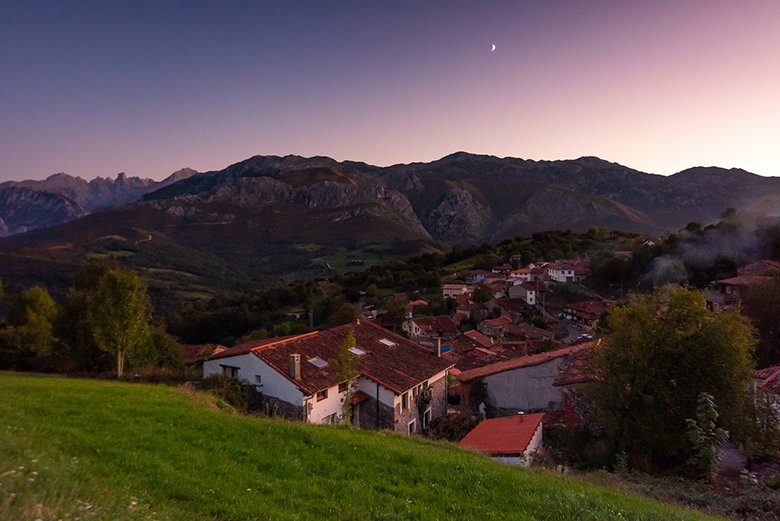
[330,329,359,424]
[87,268,152,378]
[0,286,59,370]
[594,286,756,473]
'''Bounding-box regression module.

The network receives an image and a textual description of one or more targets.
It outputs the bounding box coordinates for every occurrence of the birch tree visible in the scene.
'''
[87,268,151,378]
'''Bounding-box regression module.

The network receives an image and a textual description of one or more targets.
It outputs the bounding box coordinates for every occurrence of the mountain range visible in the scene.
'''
[0,168,197,236]
[2,153,780,300]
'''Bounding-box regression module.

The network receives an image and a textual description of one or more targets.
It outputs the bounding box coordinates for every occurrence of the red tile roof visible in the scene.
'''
[484,316,513,327]
[716,275,774,287]
[504,323,555,340]
[207,335,310,360]
[410,315,461,336]
[180,343,226,363]
[459,413,545,456]
[463,330,494,348]
[553,347,597,386]
[209,320,453,396]
[563,300,609,315]
[756,364,780,394]
[739,260,780,276]
[457,341,597,383]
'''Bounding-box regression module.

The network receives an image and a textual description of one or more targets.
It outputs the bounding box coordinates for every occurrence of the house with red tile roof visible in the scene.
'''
[508,268,532,283]
[553,346,598,426]
[560,300,610,329]
[180,343,226,364]
[705,275,774,312]
[442,284,469,299]
[508,282,537,305]
[478,315,513,338]
[463,330,495,349]
[457,341,597,416]
[754,364,780,421]
[203,319,453,434]
[459,413,545,466]
[738,259,780,276]
[401,315,460,346]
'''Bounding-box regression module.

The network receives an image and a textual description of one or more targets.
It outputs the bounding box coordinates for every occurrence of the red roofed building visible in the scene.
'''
[459,413,545,466]
[706,275,774,312]
[738,259,780,276]
[204,319,453,434]
[478,315,513,338]
[180,343,227,364]
[560,300,610,328]
[402,315,461,346]
[457,342,597,416]
[754,364,780,421]
[463,330,495,349]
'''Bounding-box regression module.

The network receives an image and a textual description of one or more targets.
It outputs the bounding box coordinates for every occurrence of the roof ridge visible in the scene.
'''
[249,331,319,352]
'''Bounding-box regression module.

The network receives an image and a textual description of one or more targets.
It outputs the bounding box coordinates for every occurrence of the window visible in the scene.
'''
[316,389,328,402]
[254,375,262,385]
[423,408,432,429]
[402,392,408,411]
[338,382,349,393]
[221,366,238,379]
[408,419,417,435]
[323,413,337,424]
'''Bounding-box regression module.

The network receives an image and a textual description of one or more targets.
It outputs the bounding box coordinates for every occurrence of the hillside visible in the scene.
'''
[0,373,718,521]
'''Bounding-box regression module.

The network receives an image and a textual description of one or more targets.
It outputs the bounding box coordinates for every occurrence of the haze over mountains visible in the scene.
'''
[2,152,780,297]
[0,168,198,236]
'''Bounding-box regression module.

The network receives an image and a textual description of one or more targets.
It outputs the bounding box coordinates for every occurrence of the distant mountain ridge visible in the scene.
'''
[0,168,198,236]
[2,153,780,297]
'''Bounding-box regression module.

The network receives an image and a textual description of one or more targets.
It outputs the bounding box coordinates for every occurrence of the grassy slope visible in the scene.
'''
[0,374,721,521]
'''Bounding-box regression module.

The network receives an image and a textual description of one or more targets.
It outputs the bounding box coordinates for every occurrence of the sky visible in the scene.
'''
[1,0,779,181]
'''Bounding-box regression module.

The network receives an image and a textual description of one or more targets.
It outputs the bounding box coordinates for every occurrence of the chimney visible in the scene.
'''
[434,336,442,357]
[289,354,301,380]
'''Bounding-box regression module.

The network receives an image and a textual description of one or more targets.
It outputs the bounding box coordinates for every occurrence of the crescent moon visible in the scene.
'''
[491,44,496,51]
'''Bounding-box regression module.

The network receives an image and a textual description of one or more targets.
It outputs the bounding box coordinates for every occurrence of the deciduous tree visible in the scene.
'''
[87,268,152,378]
[594,286,756,473]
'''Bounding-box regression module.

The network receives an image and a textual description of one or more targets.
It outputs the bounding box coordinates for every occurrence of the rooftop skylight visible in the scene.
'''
[308,357,329,369]
[378,338,397,347]
[349,346,367,356]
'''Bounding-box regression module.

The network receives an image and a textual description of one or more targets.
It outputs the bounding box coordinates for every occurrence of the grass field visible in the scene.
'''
[0,373,722,521]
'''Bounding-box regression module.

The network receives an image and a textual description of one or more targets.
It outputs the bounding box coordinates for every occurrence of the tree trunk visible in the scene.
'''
[117,348,124,378]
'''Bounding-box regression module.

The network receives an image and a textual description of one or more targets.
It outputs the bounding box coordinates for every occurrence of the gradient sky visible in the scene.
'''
[2,1,779,181]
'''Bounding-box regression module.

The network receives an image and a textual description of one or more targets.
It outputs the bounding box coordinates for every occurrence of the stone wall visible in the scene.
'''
[392,375,448,434]
[247,390,304,420]
[357,395,394,431]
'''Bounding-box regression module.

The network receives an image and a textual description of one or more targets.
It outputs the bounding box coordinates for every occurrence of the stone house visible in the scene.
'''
[203,319,453,434]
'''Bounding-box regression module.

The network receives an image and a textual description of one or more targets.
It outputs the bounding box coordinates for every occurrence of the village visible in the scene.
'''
[201,254,780,472]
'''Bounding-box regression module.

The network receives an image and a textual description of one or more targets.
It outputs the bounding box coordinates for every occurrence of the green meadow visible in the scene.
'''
[0,374,721,521]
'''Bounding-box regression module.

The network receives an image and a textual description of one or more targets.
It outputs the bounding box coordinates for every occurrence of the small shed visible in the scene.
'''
[458,413,544,466]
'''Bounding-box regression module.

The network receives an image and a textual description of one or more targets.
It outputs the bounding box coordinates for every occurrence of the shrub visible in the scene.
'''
[200,374,247,411]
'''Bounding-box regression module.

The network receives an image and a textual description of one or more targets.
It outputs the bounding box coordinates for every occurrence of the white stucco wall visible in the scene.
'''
[483,359,565,412]
[203,354,305,406]
[358,377,396,407]
[307,383,349,424]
